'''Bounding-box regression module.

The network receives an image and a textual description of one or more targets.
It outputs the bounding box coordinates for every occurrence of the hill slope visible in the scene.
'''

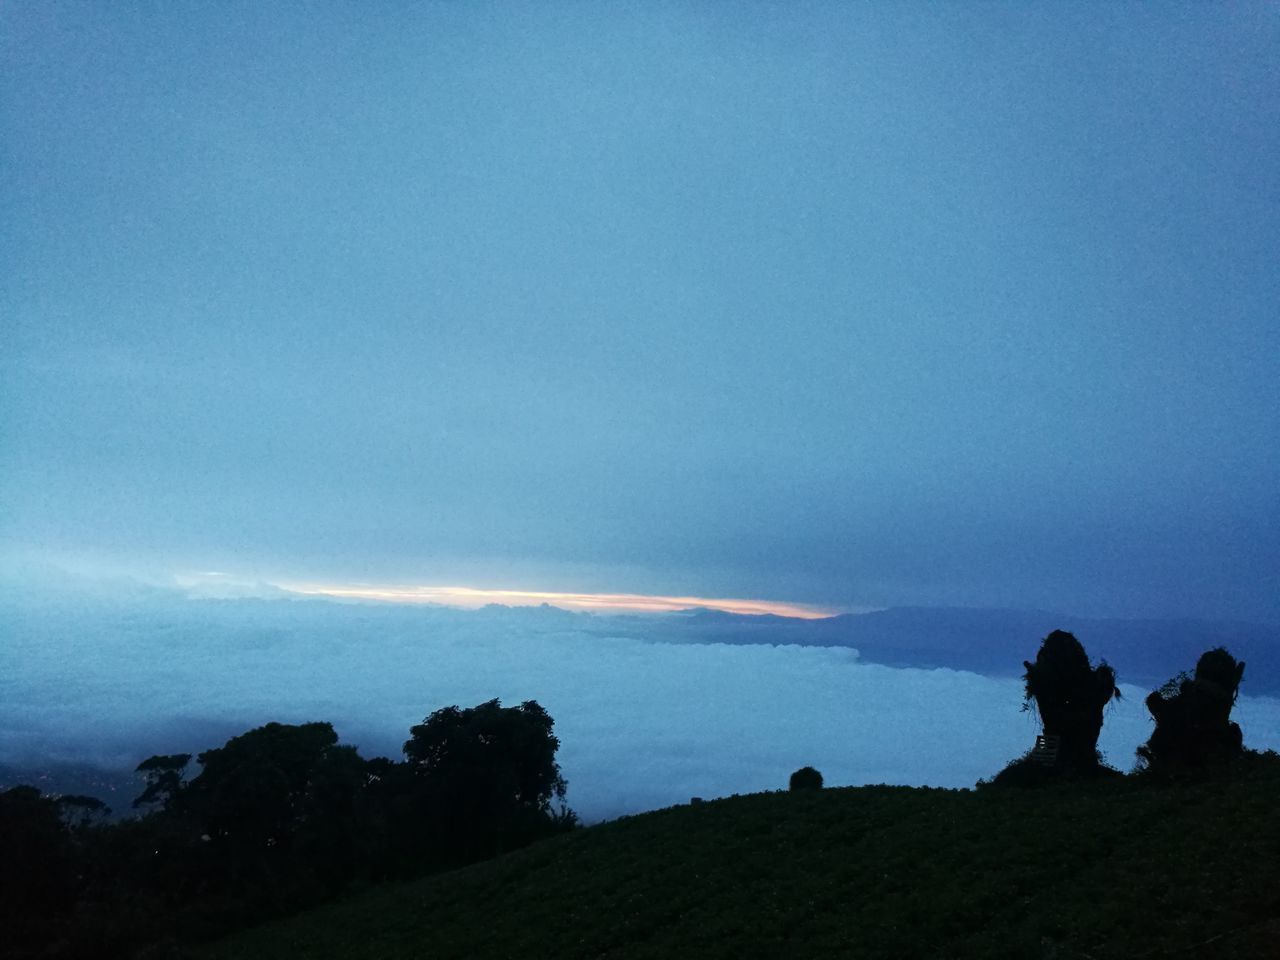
[204,760,1280,960]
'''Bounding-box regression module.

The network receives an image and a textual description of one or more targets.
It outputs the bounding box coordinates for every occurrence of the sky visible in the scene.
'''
[3,3,1278,622]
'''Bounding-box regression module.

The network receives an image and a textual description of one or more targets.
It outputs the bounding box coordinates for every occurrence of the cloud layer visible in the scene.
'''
[5,590,1279,821]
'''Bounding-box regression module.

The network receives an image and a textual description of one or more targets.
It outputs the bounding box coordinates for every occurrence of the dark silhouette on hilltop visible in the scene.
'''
[0,700,576,960]
[988,630,1121,785]
[1138,647,1246,773]
[789,766,824,790]
[398,698,574,862]
[182,722,359,849]
[1023,630,1120,770]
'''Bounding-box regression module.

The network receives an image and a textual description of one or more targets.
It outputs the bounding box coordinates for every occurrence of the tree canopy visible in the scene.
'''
[404,699,567,816]
[1022,630,1120,772]
[1139,647,1247,772]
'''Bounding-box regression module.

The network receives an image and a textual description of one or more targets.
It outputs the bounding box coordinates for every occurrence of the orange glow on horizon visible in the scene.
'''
[272,581,842,619]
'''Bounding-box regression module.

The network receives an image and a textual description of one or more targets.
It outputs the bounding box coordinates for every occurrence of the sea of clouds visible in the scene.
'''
[3,587,1279,822]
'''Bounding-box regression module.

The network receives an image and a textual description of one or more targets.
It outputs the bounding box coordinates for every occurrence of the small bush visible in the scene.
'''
[789,767,823,791]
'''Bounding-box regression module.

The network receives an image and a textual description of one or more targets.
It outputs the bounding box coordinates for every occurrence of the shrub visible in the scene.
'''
[789,766,824,791]
[1137,647,1246,774]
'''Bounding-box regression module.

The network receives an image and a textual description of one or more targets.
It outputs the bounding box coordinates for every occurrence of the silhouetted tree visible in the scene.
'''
[1022,630,1120,772]
[402,699,573,860]
[291,741,371,887]
[181,721,368,873]
[134,752,191,811]
[789,766,824,790]
[56,794,110,827]
[0,703,578,957]
[0,785,76,954]
[1138,647,1246,773]
[988,630,1121,786]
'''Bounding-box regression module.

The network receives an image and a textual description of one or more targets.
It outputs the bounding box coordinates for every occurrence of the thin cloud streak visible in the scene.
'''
[274,581,845,619]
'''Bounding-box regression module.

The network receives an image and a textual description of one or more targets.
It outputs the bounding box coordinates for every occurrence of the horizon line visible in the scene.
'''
[270,581,849,619]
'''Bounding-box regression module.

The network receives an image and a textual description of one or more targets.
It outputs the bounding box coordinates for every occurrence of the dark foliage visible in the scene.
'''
[789,766,824,790]
[2,702,575,959]
[1020,630,1120,771]
[0,785,78,955]
[1137,647,1247,773]
[984,750,1123,788]
[405,699,567,816]
[133,752,191,810]
[56,793,111,826]
[183,722,356,852]
[210,756,1280,960]
[361,699,575,877]
[984,630,1123,785]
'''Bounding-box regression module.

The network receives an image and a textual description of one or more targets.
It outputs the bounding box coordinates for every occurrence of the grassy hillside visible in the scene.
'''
[203,760,1280,959]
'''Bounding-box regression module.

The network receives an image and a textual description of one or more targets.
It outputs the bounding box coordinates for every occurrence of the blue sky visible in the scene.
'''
[3,3,1278,621]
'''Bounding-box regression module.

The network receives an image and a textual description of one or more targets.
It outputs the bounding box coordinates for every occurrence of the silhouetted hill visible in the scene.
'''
[202,758,1280,959]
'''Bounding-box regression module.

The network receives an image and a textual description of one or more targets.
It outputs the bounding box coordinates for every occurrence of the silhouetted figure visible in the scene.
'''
[789,766,824,790]
[1138,647,1246,772]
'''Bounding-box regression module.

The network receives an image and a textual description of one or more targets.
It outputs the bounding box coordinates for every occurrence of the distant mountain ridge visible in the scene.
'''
[4,567,1276,696]
[658,605,1280,697]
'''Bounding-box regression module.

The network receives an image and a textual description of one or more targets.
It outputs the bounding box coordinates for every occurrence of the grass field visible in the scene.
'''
[202,758,1280,959]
